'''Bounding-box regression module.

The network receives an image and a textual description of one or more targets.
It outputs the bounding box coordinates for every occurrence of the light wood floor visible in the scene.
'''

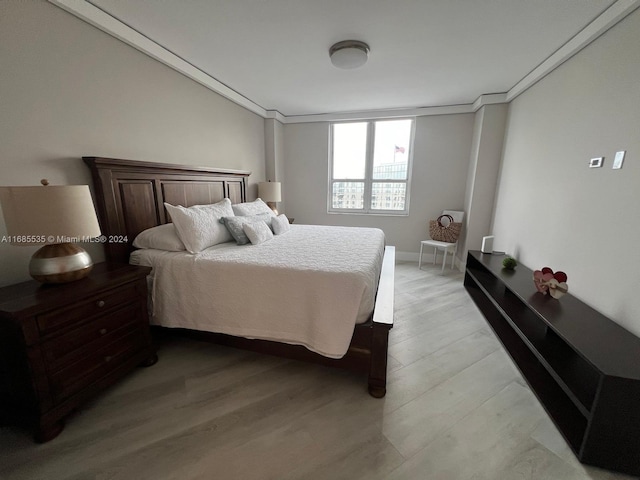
[0,262,636,480]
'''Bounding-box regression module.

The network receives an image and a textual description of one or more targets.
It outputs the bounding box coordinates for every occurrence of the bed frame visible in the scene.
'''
[84,157,394,397]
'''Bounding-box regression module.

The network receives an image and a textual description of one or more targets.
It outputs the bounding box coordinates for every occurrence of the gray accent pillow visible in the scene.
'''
[220,213,273,245]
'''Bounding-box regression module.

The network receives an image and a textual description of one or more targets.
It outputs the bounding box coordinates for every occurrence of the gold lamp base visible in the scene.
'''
[266,201,279,216]
[29,243,94,284]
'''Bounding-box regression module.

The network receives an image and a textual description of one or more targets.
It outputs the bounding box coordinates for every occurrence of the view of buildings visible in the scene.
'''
[332,160,408,210]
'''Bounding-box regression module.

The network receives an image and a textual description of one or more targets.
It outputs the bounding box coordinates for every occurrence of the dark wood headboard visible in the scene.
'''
[84,157,250,263]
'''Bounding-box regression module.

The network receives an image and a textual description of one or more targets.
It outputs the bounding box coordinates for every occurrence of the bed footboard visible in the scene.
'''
[368,246,395,397]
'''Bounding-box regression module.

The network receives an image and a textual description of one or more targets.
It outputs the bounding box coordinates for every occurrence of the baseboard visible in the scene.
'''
[395,251,420,262]
[397,250,465,272]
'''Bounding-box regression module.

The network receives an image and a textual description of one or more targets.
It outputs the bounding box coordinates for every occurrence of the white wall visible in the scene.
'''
[493,9,640,336]
[283,114,474,255]
[0,0,266,287]
[461,104,508,259]
[264,119,286,211]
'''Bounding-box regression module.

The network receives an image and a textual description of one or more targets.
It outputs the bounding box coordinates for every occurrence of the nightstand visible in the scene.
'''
[0,263,156,442]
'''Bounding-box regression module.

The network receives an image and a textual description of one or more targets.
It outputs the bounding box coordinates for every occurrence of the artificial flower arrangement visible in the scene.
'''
[533,267,568,299]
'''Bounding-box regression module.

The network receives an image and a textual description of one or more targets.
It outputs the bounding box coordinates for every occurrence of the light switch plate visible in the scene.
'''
[589,157,603,168]
[613,151,625,169]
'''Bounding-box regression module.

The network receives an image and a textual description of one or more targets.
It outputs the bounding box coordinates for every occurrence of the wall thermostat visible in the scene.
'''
[589,157,603,168]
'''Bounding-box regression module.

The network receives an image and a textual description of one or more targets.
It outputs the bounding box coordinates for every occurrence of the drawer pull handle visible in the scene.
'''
[96,300,105,308]
[104,356,112,363]
[99,328,107,335]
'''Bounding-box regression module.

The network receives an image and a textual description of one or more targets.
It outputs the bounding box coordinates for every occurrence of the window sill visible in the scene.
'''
[328,211,409,217]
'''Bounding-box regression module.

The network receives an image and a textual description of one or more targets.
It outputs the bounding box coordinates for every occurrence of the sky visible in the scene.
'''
[333,119,411,179]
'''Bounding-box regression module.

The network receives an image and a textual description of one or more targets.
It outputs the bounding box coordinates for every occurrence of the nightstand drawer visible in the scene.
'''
[42,302,142,371]
[49,327,147,403]
[37,284,138,335]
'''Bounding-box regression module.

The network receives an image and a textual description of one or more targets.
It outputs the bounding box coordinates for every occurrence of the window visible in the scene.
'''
[329,119,414,214]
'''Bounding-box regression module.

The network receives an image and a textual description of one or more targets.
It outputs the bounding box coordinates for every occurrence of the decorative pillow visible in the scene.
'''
[232,198,276,217]
[132,223,186,251]
[243,221,274,245]
[164,198,234,253]
[220,213,273,245]
[271,214,290,235]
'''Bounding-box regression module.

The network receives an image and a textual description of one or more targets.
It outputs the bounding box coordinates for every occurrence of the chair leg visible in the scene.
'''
[419,243,424,269]
[441,250,447,273]
[433,247,437,265]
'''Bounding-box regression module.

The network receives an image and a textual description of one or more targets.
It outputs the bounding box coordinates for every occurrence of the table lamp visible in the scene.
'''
[0,180,102,283]
[258,181,282,215]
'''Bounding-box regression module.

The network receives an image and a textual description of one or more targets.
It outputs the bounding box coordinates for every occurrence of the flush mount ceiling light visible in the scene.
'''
[329,40,370,69]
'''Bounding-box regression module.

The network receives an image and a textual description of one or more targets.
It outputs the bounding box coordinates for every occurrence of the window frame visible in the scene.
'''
[328,118,415,215]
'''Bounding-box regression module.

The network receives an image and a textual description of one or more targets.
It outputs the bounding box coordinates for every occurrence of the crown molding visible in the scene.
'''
[265,110,287,123]
[472,93,509,111]
[507,0,640,101]
[48,0,268,118]
[278,93,511,124]
[278,104,475,124]
[49,0,639,123]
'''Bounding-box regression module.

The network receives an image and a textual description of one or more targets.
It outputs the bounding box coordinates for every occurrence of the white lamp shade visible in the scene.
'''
[258,182,282,203]
[0,185,101,245]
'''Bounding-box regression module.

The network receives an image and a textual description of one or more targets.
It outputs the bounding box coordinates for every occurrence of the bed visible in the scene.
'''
[84,156,394,397]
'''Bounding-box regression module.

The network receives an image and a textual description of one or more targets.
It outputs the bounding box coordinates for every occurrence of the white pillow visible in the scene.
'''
[243,221,273,245]
[272,214,290,235]
[132,223,186,251]
[164,199,234,253]
[232,198,276,217]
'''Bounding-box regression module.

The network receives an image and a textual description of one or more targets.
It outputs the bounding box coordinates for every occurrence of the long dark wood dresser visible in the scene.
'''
[464,250,640,476]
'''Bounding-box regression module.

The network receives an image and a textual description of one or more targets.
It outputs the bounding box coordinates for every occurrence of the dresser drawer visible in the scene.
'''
[37,284,138,335]
[42,302,142,371]
[49,327,148,404]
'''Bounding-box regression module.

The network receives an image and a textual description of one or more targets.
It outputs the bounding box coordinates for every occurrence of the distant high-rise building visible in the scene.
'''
[332,161,407,210]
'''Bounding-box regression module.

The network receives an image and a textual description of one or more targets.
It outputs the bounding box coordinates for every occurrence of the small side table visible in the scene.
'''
[0,262,156,442]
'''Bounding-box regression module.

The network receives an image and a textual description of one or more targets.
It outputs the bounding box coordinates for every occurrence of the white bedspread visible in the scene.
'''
[130,224,385,358]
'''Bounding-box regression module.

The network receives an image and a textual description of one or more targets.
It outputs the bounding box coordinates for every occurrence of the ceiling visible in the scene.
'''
[83,0,619,117]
